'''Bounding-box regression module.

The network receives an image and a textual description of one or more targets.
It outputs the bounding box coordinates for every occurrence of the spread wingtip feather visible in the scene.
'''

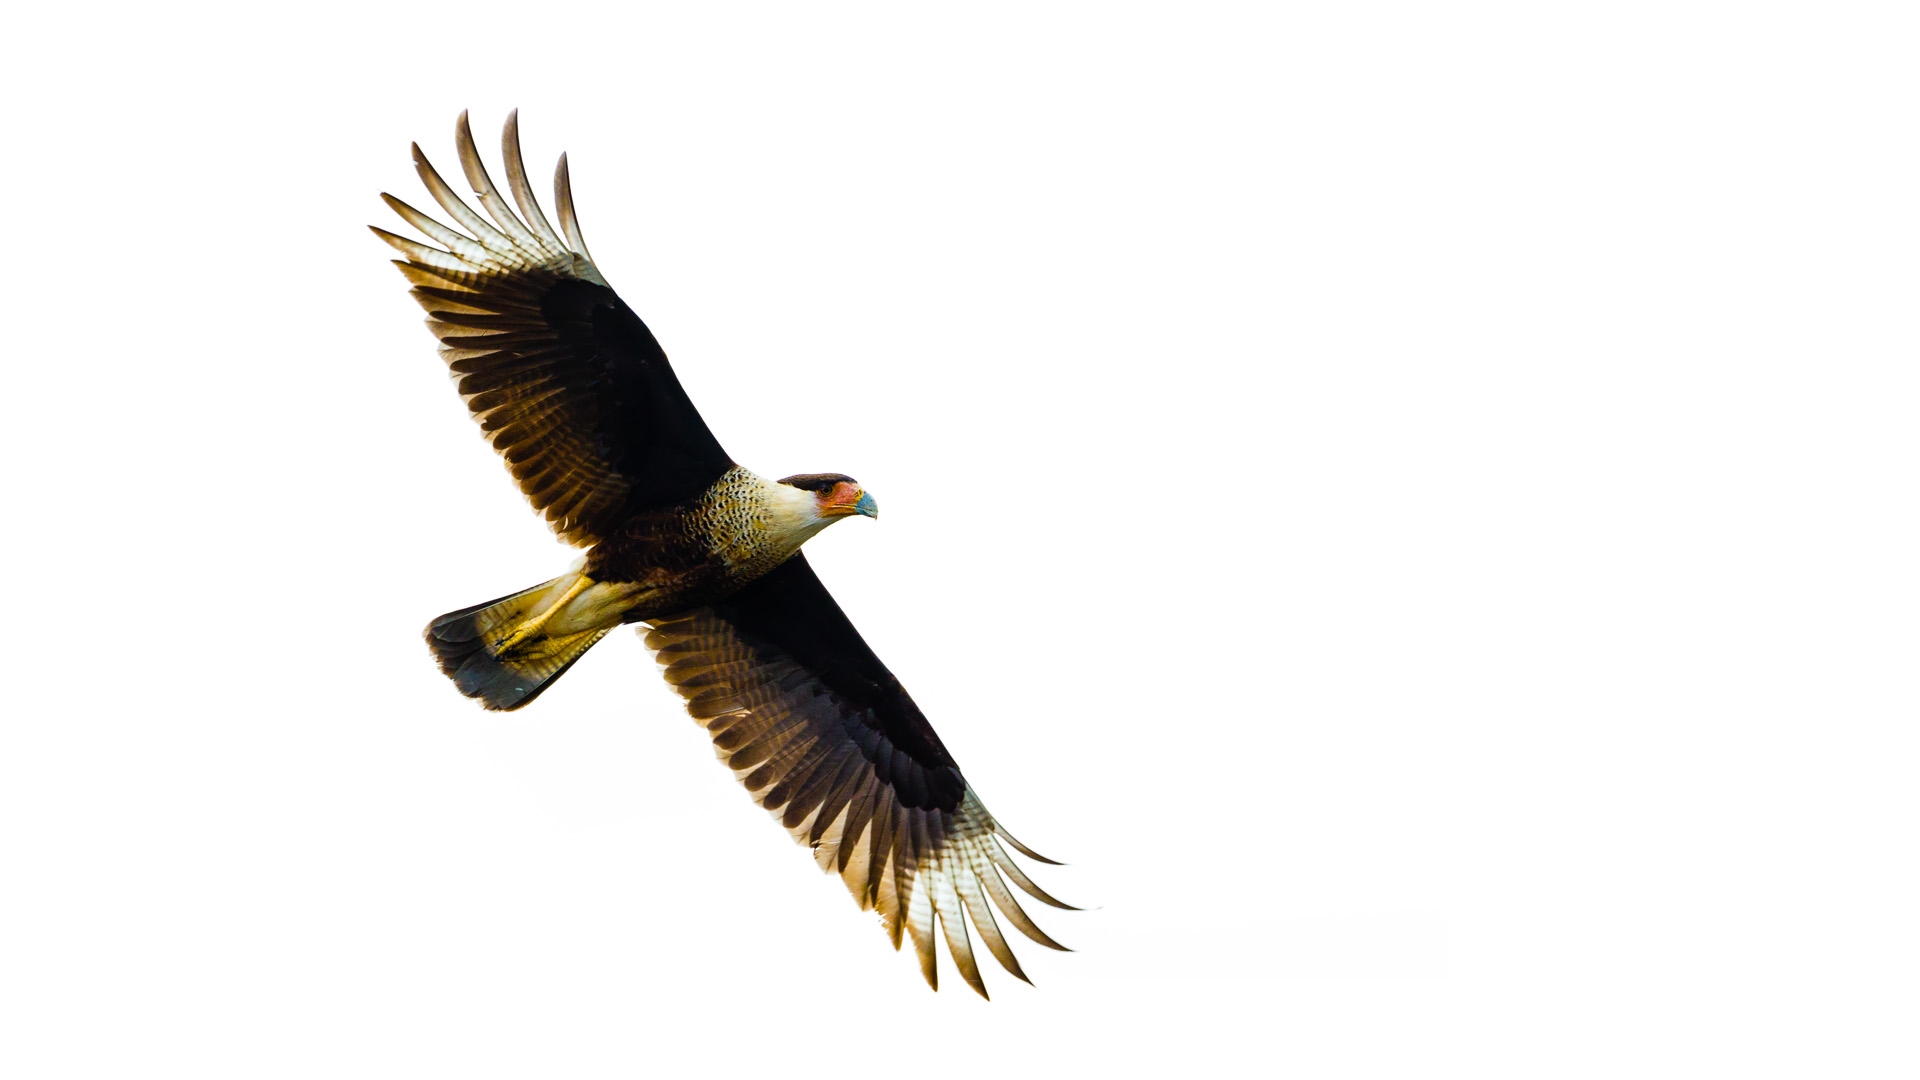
[554,152,595,266]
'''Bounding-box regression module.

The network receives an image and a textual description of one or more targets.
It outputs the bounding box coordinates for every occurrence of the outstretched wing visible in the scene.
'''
[643,555,1071,998]
[373,111,733,547]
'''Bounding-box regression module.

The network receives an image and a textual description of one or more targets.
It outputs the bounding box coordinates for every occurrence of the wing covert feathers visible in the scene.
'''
[643,562,1070,998]
[375,111,729,545]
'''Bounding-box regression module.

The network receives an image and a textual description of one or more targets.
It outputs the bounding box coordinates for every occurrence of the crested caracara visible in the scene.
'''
[372,112,1070,997]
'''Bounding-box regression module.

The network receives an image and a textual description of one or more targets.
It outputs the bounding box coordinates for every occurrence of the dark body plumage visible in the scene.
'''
[376,113,1069,996]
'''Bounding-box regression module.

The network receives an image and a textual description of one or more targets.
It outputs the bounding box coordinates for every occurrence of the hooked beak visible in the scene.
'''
[820,481,879,520]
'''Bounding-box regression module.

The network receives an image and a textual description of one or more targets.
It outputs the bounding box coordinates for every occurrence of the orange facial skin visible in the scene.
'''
[818,481,879,519]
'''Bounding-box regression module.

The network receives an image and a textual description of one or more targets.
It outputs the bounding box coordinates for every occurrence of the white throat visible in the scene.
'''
[762,476,831,542]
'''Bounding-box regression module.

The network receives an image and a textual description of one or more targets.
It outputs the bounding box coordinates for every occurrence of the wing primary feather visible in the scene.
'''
[901,814,939,990]
[554,152,596,265]
[956,858,1031,982]
[917,810,987,996]
[978,859,1071,952]
[933,868,987,998]
[885,804,915,948]
[993,824,1064,866]
[990,838,1079,911]
[380,192,497,266]
[369,223,446,260]
[453,110,545,256]
[409,143,520,260]
[501,109,567,251]
[372,230,469,277]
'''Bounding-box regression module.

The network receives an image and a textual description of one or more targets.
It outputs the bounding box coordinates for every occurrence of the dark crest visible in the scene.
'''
[778,473,856,492]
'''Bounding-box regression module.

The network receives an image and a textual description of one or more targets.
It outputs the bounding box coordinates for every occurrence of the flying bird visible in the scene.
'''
[372,112,1070,996]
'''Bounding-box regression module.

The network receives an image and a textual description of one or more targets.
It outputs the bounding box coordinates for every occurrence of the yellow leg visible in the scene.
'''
[491,574,595,655]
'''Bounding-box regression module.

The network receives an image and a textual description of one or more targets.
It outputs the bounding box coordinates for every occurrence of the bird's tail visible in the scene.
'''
[425,570,620,711]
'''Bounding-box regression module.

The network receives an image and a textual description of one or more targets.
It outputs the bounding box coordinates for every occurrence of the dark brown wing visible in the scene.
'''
[643,554,1071,997]
[373,112,733,547]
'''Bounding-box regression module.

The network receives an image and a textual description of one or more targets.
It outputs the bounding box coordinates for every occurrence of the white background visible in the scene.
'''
[3,2,1915,1076]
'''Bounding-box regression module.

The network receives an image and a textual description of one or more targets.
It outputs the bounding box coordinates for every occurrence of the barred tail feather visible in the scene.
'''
[425,572,611,711]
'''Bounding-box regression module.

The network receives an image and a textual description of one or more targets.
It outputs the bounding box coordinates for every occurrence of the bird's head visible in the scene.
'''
[778,473,879,524]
